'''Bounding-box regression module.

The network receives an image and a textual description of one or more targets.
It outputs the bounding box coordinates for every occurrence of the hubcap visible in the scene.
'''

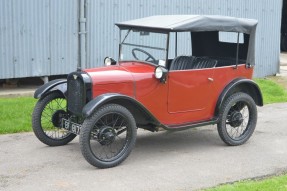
[229,111,243,127]
[98,126,116,145]
[51,110,67,128]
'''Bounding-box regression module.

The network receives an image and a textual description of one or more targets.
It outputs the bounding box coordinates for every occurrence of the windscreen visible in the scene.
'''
[120,29,168,66]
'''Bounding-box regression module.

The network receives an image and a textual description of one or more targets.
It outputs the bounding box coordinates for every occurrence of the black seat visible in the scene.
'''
[192,57,217,69]
[169,56,196,70]
[170,56,217,70]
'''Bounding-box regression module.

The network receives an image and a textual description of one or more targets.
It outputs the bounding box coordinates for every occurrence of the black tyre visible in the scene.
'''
[32,91,76,146]
[80,104,137,168]
[217,92,257,146]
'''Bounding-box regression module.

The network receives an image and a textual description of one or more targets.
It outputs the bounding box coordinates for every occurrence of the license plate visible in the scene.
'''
[62,118,81,135]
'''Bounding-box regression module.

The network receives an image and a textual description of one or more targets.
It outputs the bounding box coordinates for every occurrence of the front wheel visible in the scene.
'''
[217,92,257,146]
[80,104,137,168]
[32,91,76,146]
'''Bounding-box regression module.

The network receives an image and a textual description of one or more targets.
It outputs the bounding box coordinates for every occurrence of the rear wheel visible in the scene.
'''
[80,104,137,168]
[32,91,76,146]
[217,92,257,146]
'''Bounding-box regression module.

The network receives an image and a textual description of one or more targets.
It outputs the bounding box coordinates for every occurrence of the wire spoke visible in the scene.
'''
[89,112,130,162]
[226,101,250,140]
[40,97,70,140]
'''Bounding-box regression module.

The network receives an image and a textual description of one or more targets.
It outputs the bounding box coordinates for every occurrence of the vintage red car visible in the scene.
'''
[32,15,263,168]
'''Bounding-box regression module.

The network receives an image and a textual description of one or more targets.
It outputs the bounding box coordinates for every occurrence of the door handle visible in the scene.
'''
[208,77,214,82]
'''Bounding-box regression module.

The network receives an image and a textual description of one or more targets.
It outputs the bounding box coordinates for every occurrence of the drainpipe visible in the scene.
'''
[78,0,87,70]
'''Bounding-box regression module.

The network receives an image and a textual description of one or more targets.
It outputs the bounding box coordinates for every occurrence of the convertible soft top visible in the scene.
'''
[117,15,258,66]
[116,15,258,34]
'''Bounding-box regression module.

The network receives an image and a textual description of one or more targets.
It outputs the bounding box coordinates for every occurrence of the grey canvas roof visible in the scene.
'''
[116,15,258,34]
[116,15,258,66]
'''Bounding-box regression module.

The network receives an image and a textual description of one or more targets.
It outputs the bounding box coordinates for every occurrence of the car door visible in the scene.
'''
[167,69,214,115]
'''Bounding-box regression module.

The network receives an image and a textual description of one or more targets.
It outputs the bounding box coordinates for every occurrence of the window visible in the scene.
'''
[219,32,244,44]
[169,32,192,58]
[119,29,168,66]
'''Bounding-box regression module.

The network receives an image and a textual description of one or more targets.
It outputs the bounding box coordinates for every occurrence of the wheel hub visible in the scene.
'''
[98,126,116,145]
[51,110,67,128]
[229,111,243,127]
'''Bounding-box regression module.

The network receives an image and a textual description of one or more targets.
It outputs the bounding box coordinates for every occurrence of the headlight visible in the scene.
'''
[104,57,116,66]
[154,66,168,83]
[155,67,163,79]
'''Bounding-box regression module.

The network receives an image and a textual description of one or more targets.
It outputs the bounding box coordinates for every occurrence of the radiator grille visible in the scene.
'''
[67,74,85,116]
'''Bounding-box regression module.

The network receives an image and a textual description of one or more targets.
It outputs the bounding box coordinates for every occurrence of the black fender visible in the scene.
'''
[214,78,263,117]
[34,79,67,99]
[82,93,161,126]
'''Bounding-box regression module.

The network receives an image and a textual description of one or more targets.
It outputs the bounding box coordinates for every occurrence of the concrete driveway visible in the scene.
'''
[1,103,287,191]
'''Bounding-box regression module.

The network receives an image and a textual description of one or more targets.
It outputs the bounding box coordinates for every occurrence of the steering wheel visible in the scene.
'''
[131,48,156,63]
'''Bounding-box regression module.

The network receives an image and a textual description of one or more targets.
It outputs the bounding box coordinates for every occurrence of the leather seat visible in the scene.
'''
[169,56,196,70]
[170,56,217,70]
[192,57,217,69]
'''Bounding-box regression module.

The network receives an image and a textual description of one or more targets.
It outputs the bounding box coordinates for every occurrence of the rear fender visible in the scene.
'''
[34,79,67,99]
[215,78,263,117]
[82,93,160,127]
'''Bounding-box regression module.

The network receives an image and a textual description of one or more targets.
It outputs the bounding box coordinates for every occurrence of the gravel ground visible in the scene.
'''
[1,103,287,191]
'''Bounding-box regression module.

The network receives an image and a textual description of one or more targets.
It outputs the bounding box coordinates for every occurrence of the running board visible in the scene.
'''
[161,118,219,131]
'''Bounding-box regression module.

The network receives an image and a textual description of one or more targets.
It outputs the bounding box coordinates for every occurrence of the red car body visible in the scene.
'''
[33,15,263,168]
[85,62,253,126]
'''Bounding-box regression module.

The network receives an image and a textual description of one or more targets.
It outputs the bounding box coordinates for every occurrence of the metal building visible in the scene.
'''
[0,0,283,79]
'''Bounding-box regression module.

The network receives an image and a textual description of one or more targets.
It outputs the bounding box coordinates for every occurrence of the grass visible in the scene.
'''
[0,97,36,134]
[254,78,287,104]
[204,173,287,191]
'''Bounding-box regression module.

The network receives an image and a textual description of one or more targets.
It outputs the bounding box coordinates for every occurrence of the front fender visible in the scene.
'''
[82,93,160,125]
[34,79,67,99]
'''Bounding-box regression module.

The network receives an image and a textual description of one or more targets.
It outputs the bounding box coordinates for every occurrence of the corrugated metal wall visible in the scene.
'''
[87,0,283,77]
[49,0,79,75]
[0,0,283,78]
[0,0,14,79]
[0,0,78,79]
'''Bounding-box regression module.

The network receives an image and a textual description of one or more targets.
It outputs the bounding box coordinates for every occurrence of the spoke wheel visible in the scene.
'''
[80,104,137,168]
[217,92,257,146]
[32,91,76,146]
